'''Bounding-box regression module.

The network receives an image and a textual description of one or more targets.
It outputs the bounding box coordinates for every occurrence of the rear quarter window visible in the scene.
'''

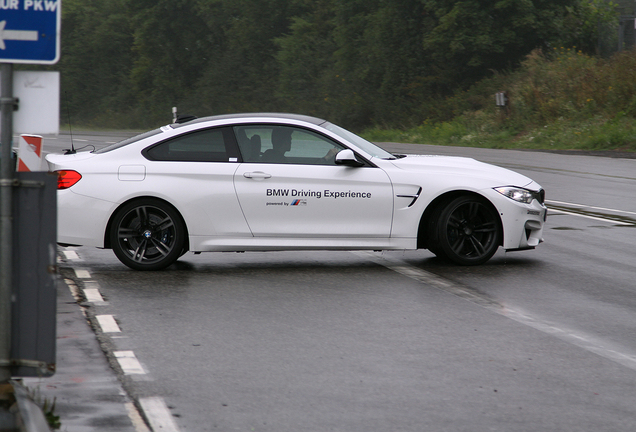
[143,127,239,162]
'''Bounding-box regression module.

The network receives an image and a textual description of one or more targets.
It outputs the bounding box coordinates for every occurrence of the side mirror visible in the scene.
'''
[335,149,364,167]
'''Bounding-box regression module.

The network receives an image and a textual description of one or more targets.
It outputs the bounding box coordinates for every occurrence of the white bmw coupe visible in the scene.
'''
[46,113,547,270]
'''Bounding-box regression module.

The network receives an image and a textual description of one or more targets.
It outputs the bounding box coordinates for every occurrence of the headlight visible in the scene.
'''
[494,186,535,204]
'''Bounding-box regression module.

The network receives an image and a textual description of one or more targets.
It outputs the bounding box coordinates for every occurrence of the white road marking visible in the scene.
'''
[139,397,181,432]
[62,260,176,430]
[83,280,105,299]
[96,315,121,333]
[74,269,91,279]
[502,307,636,371]
[114,351,146,375]
[545,199,635,225]
[356,251,636,372]
[548,208,633,225]
[546,199,636,216]
[63,250,80,260]
[83,287,105,303]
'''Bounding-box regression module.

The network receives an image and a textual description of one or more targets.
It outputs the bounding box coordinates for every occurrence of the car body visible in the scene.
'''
[46,113,547,270]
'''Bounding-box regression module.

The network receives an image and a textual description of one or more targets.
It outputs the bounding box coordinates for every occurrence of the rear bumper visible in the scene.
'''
[56,189,114,247]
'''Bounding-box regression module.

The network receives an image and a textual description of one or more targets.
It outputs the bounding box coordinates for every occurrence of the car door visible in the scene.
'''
[232,125,394,239]
[143,127,252,239]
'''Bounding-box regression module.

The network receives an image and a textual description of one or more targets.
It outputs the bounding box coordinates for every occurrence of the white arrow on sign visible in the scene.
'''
[0,20,39,50]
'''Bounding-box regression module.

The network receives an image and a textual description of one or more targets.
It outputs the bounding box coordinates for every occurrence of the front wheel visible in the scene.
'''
[110,199,186,270]
[434,196,501,265]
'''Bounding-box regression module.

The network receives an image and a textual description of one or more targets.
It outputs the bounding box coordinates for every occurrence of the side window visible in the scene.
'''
[233,125,345,165]
[144,128,239,162]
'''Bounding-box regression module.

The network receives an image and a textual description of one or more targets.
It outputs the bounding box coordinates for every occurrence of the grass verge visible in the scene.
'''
[363,48,636,156]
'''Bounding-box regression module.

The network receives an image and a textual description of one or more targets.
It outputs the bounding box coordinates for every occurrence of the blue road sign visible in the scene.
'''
[0,0,61,64]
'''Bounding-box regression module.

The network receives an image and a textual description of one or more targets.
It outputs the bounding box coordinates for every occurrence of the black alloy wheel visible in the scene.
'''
[110,198,186,270]
[434,195,501,265]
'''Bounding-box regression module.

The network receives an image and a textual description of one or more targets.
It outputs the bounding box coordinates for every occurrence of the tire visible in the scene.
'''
[110,198,186,270]
[434,195,501,265]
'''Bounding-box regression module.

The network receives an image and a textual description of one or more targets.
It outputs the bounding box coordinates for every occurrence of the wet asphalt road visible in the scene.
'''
[42,132,636,431]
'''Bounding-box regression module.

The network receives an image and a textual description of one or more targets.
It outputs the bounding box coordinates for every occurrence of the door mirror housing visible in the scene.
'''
[335,149,364,167]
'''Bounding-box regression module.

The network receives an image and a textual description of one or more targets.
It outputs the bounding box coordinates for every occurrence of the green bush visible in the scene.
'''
[365,48,636,153]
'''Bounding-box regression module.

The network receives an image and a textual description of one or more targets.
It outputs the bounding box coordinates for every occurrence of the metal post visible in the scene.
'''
[0,62,14,383]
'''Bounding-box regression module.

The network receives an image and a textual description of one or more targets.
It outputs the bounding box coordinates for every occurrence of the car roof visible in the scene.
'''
[172,112,328,129]
[93,113,330,155]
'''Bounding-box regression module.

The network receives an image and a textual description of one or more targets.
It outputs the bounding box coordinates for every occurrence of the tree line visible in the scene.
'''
[49,0,621,131]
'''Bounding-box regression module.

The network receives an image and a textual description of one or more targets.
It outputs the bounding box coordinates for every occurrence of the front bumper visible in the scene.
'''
[482,188,547,250]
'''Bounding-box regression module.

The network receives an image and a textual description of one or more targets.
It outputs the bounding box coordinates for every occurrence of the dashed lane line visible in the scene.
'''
[96,315,122,333]
[139,397,181,432]
[62,250,80,260]
[83,282,107,304]
[114,351,146,375]
[61,249,182,432]
[74,268,92,279]
[356,251,636,372]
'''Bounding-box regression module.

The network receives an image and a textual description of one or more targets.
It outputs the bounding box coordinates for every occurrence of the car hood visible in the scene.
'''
[387,154,535,189]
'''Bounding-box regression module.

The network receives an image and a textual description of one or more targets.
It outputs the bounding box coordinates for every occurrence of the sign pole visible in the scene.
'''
[0,62,14,384]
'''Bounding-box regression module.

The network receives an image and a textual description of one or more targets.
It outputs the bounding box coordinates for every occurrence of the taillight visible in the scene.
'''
[56,170,82,189]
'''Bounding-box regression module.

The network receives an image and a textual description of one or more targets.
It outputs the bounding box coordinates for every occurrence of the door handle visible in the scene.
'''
[243,171,272,180]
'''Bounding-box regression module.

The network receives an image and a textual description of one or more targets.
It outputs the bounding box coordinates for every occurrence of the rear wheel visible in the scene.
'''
[110,199,186,270]
[434,196,501,265]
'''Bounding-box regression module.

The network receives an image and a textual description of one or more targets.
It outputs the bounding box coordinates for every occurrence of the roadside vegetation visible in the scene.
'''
[363,48,636,153]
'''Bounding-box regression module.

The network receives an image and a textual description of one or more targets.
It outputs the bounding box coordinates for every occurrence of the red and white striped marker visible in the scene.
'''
[17,134,43,172]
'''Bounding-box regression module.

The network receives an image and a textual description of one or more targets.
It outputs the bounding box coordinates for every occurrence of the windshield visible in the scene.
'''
[321,122,396,159]
[93,128,164,154]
